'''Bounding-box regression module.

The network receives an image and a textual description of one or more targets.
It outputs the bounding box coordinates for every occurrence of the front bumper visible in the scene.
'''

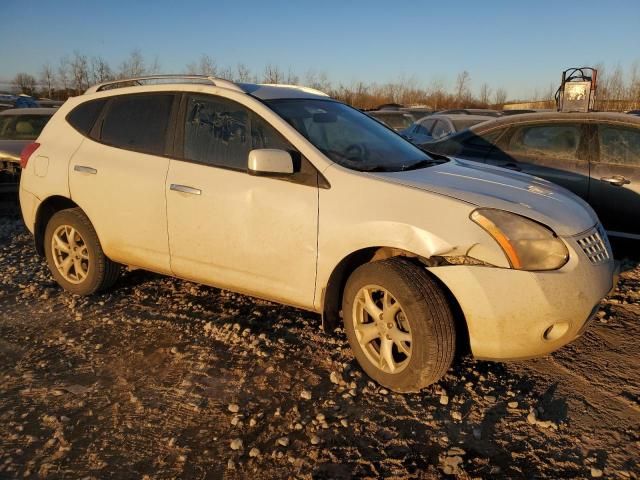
[428,233,616,360]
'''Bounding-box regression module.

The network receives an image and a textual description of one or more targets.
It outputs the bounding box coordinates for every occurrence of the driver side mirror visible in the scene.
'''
[248,149,294,176]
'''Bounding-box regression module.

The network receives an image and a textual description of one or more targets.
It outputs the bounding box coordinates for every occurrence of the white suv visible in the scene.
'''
[19,75,616,392]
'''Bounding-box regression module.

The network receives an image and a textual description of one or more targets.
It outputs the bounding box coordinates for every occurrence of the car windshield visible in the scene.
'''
[0,114,51,140]
[452,118,489,132]
[265,99,442,172]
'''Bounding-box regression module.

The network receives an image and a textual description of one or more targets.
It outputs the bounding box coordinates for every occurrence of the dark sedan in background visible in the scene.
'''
[424,112,640,238]
[0,108,56,191]
[401,113,494,146]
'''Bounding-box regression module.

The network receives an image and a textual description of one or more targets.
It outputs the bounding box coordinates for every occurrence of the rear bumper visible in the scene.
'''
[428,242,615,360]
[19,186,39,234]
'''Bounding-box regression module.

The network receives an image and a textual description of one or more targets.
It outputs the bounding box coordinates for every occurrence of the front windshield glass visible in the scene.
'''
[265,99,444,172]
[0,114,51,140]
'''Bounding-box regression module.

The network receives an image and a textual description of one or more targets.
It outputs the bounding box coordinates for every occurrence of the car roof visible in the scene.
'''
[0,108,58,116]
[429,113,496,121]
[469,111,640,132]
[83,75,330,101]
[368,110,413,116]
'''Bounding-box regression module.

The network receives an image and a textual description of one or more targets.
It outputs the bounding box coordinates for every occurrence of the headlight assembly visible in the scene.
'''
[470,208,569,271]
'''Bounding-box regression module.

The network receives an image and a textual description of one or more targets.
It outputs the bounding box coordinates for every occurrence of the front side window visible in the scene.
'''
[507,124,581,160]
[0,114,52,140]
[266,99,438,172]
[101,94,174,156]
[183,95,293,170]
[598,124,640,166]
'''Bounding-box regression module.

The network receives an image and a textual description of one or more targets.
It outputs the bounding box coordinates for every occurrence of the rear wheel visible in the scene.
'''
[44,208,120,295]
[342,258,456,392]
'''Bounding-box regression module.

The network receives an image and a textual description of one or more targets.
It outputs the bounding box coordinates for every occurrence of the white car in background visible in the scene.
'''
[19,75,616,392]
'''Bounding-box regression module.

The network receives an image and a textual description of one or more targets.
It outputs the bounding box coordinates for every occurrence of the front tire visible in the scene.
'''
[44,208,121,295]
[342,258,456,392]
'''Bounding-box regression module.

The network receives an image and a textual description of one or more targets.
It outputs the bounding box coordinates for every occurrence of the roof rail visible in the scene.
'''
[84,74,245,94]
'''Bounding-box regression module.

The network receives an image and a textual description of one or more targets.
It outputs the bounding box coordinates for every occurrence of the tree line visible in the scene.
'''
[9,51,640,111]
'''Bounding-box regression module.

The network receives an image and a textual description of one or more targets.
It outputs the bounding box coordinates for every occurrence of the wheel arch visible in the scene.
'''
[321,246,470,356]
[33,196,81,256]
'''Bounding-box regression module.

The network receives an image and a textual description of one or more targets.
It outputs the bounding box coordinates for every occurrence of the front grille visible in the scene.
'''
[576,225,611,265]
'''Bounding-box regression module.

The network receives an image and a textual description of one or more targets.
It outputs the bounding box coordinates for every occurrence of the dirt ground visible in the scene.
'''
[0,206,638,479]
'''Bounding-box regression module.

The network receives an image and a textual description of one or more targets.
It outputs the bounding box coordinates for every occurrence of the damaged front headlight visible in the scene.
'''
[470,208,569,271]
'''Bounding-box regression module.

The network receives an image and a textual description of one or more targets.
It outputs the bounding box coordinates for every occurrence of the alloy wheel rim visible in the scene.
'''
[352,285,412,374]
[51,225,90,284]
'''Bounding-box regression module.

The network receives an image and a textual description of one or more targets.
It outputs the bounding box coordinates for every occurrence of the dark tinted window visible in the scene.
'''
[598,124,640,166]
[67,99,106,135]
[101,94,174,155]
[507,124,581,160]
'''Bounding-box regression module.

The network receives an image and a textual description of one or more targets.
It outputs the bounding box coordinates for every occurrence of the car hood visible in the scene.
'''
[373,158,598,237]
[0,140,29,163]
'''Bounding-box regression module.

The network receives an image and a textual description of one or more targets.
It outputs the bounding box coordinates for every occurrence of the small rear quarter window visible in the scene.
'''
[66,99,107,136]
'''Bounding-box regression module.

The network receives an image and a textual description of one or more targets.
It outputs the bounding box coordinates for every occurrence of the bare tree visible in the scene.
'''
[455,70,471,105]
[12,73,37,95]
[70,51,90,94]
[235,63,253,82]
[263,64,284,84]
[217,66,234,80]
[119,49,146,78]
[494,88,508,106]
[40,63,56,98]
[90,56,113,84]
[57,56,71,94]
[148,56,161,75]
[186,54,216,76]
[479,82,492,106]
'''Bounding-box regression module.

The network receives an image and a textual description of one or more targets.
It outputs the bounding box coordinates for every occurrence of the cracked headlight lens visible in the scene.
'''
[471,208,569,271]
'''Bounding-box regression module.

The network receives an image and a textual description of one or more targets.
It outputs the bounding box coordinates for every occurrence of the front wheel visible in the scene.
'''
[342,258,456,392]
[44,208,121,295]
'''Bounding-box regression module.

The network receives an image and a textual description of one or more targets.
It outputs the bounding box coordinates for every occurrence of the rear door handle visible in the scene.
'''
[170,184,201,195]
[601,176,630,186]
[74,165,97,174]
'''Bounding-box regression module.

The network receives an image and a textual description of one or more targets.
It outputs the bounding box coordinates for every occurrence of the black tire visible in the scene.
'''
[44,208,121,295]
[342,257,456,392]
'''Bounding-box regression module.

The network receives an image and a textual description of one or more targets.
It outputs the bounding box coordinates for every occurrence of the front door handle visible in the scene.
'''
[170,184,201,195]
[74,165,97,174]
[601,175,630,186]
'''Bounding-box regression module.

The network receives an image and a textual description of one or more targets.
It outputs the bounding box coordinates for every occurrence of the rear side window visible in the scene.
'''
[507,124,581,160]
[67,99,106,135]
[598,125,640,166]
[101,94,174,155]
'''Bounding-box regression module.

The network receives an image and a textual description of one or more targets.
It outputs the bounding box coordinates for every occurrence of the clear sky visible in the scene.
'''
[1,0,638,99]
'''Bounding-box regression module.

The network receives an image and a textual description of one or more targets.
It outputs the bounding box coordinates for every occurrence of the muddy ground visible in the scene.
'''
[0,206,638,479]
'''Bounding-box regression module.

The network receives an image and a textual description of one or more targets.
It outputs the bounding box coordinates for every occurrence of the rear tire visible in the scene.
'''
[44,208,121,295]
[342,257,456,392]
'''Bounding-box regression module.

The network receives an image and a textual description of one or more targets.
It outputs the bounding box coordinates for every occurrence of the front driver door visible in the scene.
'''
[165,94,319,308]
[589,123,640,236]
[488,122,590,198]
